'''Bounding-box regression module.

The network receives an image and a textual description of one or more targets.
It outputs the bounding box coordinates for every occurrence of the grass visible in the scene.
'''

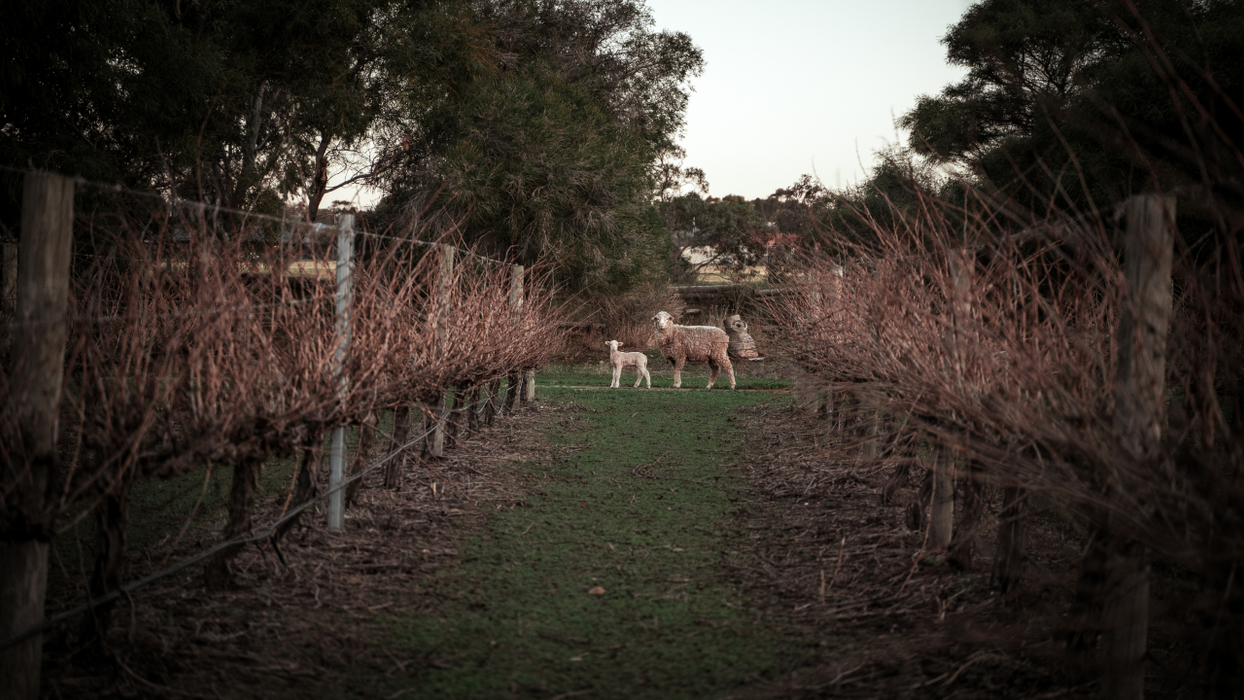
[374,386,809,699]
[539,354,793,391]
[49,414,397,587]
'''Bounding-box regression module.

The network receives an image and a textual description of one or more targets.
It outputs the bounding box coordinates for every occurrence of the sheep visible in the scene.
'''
[723,314,763,360]
[607,340,651,389]
[652,310,735,389]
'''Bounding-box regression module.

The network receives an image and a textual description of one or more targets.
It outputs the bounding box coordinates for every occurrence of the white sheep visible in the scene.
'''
[607,340,651,389]
[652,311,735,389]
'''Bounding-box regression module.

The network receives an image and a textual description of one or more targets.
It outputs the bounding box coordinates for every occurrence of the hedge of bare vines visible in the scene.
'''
[768,165,1242,692]
[1,198,566,656]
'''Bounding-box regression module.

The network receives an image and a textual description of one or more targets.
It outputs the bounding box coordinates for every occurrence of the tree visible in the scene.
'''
[897,0,1112,168]
[439,66,670,292]
[897,0,1244,214]
[395,0,705,293]
[0,0,484,222]
[658,193,768,282]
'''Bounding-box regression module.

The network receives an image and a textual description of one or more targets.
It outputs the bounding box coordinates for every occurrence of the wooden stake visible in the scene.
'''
[328,214,354,531]
[1100,194,1175,700]
[1,172,74,700]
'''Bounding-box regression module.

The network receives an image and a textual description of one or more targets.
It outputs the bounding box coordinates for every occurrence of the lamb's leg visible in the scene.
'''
[641,366,651,388]
[723,357,736,390]
[632,365,643,388]
[610,365,619,388]
[706,359,719,389]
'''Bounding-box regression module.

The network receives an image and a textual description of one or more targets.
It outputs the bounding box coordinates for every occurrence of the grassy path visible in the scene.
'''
[379,387,807,699]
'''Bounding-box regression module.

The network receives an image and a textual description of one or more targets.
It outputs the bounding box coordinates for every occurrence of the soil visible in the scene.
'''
[37,387,1202,699]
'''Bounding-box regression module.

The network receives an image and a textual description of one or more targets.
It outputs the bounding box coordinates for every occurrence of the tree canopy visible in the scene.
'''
[1,0,706,293]
[0,0,487,219]
[897,0,1244,214]
[396,0,705,293]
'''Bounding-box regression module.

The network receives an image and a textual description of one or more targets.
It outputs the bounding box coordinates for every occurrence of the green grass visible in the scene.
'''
[539,354,792,391]
[374,386,808,699]
[50,414,397,584]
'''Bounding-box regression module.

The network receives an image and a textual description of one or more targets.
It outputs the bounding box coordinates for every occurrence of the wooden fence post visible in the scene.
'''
[327,214,354,531]
[947,249,983,564]
[1099,194,1175,700]
[1,172,74,700]
[507,264,524,414]
[930,249,975,554]
[429,245,455,458]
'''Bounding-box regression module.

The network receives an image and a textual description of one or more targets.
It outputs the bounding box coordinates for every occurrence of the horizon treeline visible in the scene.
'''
[663,0,1243,270]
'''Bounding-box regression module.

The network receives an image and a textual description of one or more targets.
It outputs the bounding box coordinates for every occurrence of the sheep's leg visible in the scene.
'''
[673,357,685,388]
[723,358,736,390]
[632,364,643,388]
[706,359,719,389]
[611,364,621,388]
[642,366,651,388]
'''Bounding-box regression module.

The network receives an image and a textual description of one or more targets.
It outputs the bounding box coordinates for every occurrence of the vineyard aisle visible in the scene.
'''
[377,386,813,699]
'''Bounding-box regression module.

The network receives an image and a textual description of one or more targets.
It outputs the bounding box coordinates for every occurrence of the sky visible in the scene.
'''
[333,0,975,208]
[645,0,975,200]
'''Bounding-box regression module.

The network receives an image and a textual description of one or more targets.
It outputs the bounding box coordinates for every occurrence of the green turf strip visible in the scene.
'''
[381,386,804,699]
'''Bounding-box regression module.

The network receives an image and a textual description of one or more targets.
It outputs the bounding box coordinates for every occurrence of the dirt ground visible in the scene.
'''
[38,391,1205,699]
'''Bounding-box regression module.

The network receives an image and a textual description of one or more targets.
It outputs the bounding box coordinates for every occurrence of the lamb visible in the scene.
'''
[607,340,651,389]
[652,310,735,389]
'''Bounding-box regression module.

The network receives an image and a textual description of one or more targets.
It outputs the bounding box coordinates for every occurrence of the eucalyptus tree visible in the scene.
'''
[659,193,768,282]
[897,0,1244,212]
[397,0,705,293]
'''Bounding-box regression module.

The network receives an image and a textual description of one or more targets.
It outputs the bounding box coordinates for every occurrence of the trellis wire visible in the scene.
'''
[0,165,510,267]
[0,419,438,653]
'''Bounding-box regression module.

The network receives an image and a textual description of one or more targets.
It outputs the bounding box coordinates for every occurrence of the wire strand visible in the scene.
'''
[1,165,512,267]
[0,417,440,653]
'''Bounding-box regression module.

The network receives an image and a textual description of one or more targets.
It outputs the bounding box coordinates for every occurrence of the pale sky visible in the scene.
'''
[646,0,973,199]
[335,0,974,209]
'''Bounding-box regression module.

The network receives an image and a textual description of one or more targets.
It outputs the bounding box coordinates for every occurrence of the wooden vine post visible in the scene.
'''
[1,172,74,700]
[507,265,524,413]
[327,214,354,531]
[428,245,455,458]
[928,249,973,551]
[1100,194,1175,700]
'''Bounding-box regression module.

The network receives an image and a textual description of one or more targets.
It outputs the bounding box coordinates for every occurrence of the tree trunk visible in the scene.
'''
[485,379,501,426]
[949,461,983,568]
[1,172,74,700]
[992,486,1027,594]
[77,491,130,660]
[927,446,955,551]
[425,394,447,459]
[506,372,522,414]
[793,371,818,415]
[468,385,482,433]
[306,134,331,221]
[445,389,464,448]
[385,407,410,489]
[274,433,324,543]
[204,455,262,590]
[347,412,376,506]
